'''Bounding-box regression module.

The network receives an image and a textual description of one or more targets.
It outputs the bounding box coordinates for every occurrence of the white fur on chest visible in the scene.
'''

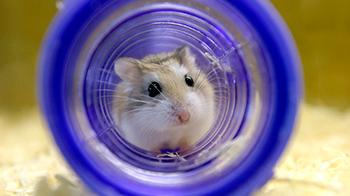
[119,114,184,151]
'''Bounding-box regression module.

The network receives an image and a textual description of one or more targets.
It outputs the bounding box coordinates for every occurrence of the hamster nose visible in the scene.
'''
[177,110,190,124]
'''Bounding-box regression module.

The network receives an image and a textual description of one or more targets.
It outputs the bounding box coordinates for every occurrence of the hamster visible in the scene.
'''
[113,46,215,153]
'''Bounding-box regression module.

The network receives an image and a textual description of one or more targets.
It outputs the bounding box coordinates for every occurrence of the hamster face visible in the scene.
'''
[113,47,215,152]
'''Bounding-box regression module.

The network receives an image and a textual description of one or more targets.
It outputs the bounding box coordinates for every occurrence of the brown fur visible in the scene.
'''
[114,47,212,121]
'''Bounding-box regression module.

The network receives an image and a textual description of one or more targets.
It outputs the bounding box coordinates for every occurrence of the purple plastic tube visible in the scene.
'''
[38,0,302,195]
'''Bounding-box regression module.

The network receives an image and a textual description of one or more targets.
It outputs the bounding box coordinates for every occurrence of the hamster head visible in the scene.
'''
[113,46,215,150]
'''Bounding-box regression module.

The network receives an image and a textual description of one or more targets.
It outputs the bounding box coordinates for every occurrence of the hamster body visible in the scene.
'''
[113,46,215,153]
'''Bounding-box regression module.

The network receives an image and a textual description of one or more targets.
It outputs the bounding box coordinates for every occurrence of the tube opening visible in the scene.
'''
[65,0,271,189]
[82,7,251,172]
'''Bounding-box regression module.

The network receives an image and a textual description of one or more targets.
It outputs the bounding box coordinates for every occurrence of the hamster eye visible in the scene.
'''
[148,82,162,97]
[185,74,194,87]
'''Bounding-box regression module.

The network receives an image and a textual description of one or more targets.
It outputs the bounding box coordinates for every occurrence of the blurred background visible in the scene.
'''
[0,1,349,195]
[0,1,55,113]
[0,1,349,114]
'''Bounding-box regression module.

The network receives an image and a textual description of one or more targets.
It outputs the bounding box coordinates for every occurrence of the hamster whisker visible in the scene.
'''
[136,94,163,103]
[208,80,227,88]
[130,108,168,120]
[206,73,220,80]
[214,90,229,95]
[205,67,220,76]
[153,85,171,103]
[213,85,229,90]
[205,69,221,79]
[126,107,156,113]
[207,77,226,84]
[123,108,158,115]
[193,69,224,92]
[110,95,157,104]
[206,73,223,79]
[107,96,153,104]
[126,107,159,113]
[207,79,227,85]
[137,94,159,101]
[195,81,205,91]
[137,94,172,106]
[95,90,172,107]
[192,71,205,88]
[195,82,205,90]
[196,76,209,90]
[206,74,219,82]
[94,80,119,87]
[194,69,202,85]
[194,69,202,89]
[206,75,227,82]
[106,98,155,106]
[200,68,220,84]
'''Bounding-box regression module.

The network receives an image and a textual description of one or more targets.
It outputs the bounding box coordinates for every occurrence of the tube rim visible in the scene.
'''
[38,0,302,195]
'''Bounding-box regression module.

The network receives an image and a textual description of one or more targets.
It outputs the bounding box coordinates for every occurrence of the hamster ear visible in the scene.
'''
[176,46,196,68]
[114,57,142,83]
